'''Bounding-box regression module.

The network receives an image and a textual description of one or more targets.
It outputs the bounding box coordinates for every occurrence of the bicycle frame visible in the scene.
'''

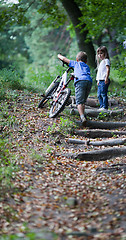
[38,61,74,110]
[52,67,74,104]
[45,75,60,94]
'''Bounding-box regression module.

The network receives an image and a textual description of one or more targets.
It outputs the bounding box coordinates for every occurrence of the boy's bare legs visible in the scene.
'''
[77,104,85,116]
[77,104,86,123]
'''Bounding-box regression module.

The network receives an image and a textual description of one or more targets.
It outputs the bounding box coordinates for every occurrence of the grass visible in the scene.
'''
[0,138,17,194]
[47,116,77,135]
[0,100,19,197]
[0,231,58,240]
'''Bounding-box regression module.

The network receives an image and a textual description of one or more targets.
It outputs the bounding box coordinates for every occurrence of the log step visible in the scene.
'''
[74,129,126,138]
[75,147,126,161]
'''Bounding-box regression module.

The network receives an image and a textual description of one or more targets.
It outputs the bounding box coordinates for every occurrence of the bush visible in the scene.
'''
[0,68,24,89]
[24,65,53,92]
[110,53,126,85]
[0,68,25,99]
[24,61,76,94]
[0,81,6,100]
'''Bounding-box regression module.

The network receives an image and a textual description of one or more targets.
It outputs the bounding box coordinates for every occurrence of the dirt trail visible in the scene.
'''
[0,92,126,240]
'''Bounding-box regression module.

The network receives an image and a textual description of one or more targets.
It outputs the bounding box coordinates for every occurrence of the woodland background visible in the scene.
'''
[0,0,126,239]
[0,0,126,97]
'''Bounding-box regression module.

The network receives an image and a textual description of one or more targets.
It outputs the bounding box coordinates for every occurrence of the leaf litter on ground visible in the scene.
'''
[0,91,126,240]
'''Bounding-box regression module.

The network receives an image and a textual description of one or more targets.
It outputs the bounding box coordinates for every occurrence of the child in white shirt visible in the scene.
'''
[96,46,110,110]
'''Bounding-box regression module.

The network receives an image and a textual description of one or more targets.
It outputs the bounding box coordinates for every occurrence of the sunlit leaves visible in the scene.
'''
[79,0,126,38]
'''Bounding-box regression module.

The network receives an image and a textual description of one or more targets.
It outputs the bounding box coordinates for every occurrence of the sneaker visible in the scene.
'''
[98,107,108,112]
[81,116,87,125]
[99,107,104,110]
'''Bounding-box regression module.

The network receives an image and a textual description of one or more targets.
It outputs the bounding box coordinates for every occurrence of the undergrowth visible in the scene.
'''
[0,68,24,100]
[0,231,58,240]
[0,138,17,195]
[0,101,18,197]
[0,55,125,101]
[47,116,77,135]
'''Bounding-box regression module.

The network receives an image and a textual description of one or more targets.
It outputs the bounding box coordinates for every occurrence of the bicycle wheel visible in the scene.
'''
[38,82,59,108]
[49,88,71,118]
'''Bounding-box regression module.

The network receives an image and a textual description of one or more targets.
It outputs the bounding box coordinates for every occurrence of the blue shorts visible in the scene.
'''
[75,80,92,105]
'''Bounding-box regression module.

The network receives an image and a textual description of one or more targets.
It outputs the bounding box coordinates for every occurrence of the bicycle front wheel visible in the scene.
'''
[49,88,71,118]
[38,82,59,108]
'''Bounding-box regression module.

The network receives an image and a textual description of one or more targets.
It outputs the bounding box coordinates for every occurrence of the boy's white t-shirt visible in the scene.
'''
[96,59,110,81]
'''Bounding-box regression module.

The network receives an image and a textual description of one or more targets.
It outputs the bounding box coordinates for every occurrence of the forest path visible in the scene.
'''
[0,91,126,240]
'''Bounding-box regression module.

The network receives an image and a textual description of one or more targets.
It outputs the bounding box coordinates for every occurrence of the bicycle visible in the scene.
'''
[38,60,74,118]
[38,75,60,108]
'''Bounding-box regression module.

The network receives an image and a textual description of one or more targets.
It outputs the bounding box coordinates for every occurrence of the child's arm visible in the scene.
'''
[58,54,70,64]
[105,65,110,84]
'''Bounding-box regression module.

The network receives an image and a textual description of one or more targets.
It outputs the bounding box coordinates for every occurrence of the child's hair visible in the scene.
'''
[96,46,110,65]
[76,51,87,63]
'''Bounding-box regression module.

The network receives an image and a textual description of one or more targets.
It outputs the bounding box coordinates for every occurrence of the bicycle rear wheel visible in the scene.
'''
[49,88,71,118]
[38,82,59,108]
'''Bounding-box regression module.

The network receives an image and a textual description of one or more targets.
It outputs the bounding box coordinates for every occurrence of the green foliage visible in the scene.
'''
[0,138,17,188]
[0,101,19,131]
[0,80,6,99]
[109,87,126,103]
[22,1,71,66]
[0,68,24,99]
[89,68,97,95]
[47,116,76,135]
[0,0,125,97]
[0,1,29,31]
[29,149,46,164]
[110,53,126,84]
[66,23,76,38]
[68,39,79,59]
[0,231,58,240]
[0,100,19,195]
[24,58,75,94]
[97,111,109,120]
[36,0,67,28]
[79,0,126,39]
[47,122,56,132]
[24,65,55,93]
[59,116,76,134]
[0,2,30,73]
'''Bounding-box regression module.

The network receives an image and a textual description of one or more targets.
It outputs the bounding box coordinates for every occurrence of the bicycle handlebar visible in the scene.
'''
[61,59,69,67]
[60,59,74,71]
[58,55,74,71]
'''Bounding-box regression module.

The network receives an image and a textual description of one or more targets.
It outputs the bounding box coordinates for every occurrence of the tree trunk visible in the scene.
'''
[60,0,96,68]
[108,29,118,57]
